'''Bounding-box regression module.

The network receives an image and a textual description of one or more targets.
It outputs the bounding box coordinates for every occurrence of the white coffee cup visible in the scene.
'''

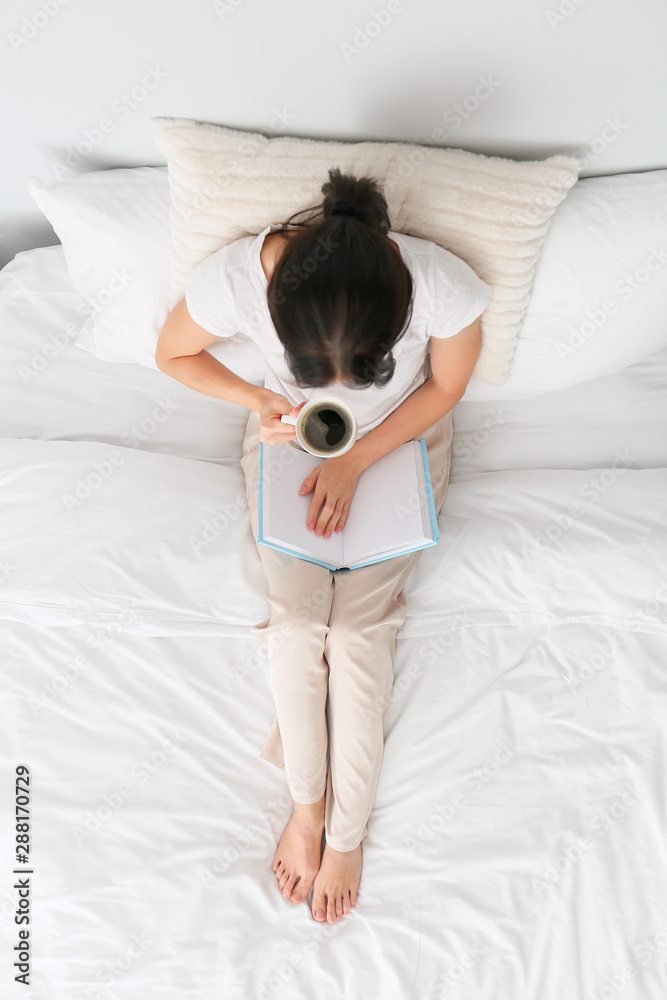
[280,397,358,458]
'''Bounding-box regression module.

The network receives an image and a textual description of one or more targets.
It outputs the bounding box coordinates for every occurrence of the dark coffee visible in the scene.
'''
[302,402,354,453]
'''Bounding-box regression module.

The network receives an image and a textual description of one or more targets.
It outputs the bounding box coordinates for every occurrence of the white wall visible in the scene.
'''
[1,0,666,267]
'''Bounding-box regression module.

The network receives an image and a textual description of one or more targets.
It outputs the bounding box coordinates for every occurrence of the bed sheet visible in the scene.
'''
[2,242,666,1000]
[2,246,667,475]
[1,615,665,1000]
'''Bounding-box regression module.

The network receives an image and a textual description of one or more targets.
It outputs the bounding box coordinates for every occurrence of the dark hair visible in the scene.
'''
[266,167,414,389]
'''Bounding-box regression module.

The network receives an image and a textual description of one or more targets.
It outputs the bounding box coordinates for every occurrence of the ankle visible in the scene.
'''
[293,793,325,829]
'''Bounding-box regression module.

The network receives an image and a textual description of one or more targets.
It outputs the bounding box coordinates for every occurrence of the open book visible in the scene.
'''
[257,439,439,572]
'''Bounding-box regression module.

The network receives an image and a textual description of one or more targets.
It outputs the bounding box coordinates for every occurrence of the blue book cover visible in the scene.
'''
[257,439,439,573]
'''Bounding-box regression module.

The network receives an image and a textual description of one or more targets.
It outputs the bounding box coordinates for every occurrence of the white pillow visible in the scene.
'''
[27,167,172,369]
[0,437,269,635]
[404,465,667,637]
[150,116,581,386]
[1,438,665,638]
[26,165,270,382]
[462,168,667,400]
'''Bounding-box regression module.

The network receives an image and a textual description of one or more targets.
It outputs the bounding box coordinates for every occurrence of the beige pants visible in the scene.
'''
[241,408,453,852]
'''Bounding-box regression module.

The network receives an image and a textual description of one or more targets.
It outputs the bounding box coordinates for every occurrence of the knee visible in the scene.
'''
[252,617,330,660]
[267,581,333,626]
[324,620,397,669]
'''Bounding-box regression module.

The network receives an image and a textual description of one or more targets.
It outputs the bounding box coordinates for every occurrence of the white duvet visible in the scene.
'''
[1,246,666,1000]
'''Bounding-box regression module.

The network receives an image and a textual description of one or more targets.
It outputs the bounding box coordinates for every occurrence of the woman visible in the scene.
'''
[155,167,491,925]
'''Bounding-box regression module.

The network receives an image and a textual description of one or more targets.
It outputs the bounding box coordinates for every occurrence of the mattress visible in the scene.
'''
[1,244,666,1000]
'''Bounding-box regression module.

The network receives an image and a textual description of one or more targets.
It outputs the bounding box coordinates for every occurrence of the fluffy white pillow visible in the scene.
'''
[150,116,581,386]
[462,167,667,401]
[27,167,172,369]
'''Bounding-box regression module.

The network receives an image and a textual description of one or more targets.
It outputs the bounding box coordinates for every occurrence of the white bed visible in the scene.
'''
[2,168,667,1000]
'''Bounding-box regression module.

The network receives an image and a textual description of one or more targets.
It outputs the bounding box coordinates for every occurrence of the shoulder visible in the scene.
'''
[185,233,260,305]
[395,232,489,297]
[202,232,258,274]
[390,232,491,340]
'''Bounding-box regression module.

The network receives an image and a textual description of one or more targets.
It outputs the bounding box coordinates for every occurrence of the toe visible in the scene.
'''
[272,856,281,873]
[289,884,304,903]
[342,894,351,915]
[290,876,310,903]
[311,885,326,921]
[278,870,290,892]
[282,873,297,897]
[335,896,343,919]
[326,896,337,923]
[351,888,358,907]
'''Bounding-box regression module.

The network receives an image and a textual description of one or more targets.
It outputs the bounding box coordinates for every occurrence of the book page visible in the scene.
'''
[261,444,345,564]
[342,441,432,565]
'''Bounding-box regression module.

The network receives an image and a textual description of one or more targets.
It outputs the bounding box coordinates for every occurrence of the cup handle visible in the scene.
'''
[280,415,298,425]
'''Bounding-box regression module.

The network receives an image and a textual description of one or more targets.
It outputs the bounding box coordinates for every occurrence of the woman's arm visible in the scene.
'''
[155,298,300,443]
[346,314,482,472]
[300,314,482,538]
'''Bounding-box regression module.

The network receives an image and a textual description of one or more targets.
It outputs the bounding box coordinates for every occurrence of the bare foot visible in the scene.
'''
[272,810,324,904]
[311,842,362,922]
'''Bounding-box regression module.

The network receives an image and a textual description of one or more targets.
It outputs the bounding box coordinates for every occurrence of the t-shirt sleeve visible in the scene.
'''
[184,246,241,338]
[429,244,492,339]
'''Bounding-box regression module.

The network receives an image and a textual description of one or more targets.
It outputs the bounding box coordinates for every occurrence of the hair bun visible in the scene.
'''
[323,167,391,234]
[330,199,360,218]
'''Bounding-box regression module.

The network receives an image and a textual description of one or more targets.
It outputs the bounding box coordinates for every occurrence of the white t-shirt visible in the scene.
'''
[185,223,491,437]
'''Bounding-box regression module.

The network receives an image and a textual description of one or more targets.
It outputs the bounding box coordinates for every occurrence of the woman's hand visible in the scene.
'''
[299,453,363,538]
[258,392,306,444]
